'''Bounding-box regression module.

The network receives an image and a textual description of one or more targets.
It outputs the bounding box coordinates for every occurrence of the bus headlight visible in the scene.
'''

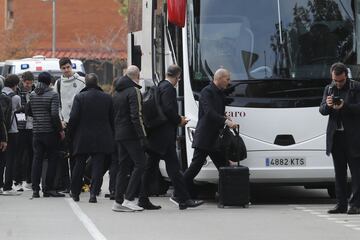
[187,127,196,142]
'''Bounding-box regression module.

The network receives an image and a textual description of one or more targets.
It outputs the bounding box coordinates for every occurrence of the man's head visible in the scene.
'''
[85,73,99,87]
[166,64,182,86]
[59,57,73,78]
[4,74,20,90]
[38,72,52,86]
[330,62,348,89]
[213,68,230,90]
[126,65,140,84]
[21,71,34,91]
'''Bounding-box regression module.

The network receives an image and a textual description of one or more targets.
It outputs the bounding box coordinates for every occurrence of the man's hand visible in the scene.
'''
[0,142,7,152]
[61,121,67,129]
[225,119,238,129]
[333,99,344,110]
[326,96,334,108]
[179,116,190,127]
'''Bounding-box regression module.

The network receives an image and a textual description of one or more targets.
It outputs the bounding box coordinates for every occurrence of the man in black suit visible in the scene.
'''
[139,64,204,210]
[111,66,147,212]
[182,68,237,197]
[68,73,114,203]
[320,62,360,215]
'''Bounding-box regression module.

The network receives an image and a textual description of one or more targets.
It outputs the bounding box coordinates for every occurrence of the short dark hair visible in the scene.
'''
[59,57,72,68]
[85,73,98,87]
[21,71,34,81]
[38,72,52,85]
[4,74,20,88]
[330,62,348,77]
[166,64,182,78]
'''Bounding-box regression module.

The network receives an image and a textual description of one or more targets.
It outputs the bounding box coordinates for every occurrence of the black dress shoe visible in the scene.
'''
[347,206,360,215]
[179,199,204,210]
[70,193,79,202]
[109,191,115,200]
[32,191,40,198]
[89,195,97,203]
[139,198,161,210]
[328,205,348,214]
[43,190,66,198]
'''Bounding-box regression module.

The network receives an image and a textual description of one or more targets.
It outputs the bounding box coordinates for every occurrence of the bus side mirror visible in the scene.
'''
[168,0,186,28]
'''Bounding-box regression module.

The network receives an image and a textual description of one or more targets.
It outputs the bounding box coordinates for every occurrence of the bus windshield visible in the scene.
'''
[187,0,360,107]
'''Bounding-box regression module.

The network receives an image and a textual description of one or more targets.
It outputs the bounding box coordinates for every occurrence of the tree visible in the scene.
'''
[114,0,129,18]
[0,27,40,61]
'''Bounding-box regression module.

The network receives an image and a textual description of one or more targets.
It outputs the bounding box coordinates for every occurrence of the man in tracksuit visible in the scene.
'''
[28,72,65,198]
[54,57,85,192]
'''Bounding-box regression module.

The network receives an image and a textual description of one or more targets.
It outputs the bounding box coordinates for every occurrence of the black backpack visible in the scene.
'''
[0,92,13,131]
[142,86,167,129]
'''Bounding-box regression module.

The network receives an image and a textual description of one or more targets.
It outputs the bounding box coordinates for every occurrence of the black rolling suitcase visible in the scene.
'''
[218,164,250,208]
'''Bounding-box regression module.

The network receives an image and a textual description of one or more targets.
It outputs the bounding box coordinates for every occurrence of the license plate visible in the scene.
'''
[265,157,306,167]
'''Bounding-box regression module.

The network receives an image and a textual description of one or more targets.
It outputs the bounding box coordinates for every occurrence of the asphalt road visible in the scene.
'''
[1,183,359,240]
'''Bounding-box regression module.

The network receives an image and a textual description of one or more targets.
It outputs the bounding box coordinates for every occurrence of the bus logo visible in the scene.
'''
[226,111,246,118]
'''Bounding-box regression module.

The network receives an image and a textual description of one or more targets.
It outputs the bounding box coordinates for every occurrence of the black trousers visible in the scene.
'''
[54,128,74,190]
[71,153,105,196]
[140,144,190,203]
[332,131,360,207]
[14,129,33,184]
[31,132,59,192]
[106,152,118,193]
[183,148,227,196]
[0,151,5,188]
[2,133,18,191]
[115,140,145,203]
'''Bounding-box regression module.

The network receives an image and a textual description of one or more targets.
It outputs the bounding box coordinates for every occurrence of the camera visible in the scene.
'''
[332,95,342,105]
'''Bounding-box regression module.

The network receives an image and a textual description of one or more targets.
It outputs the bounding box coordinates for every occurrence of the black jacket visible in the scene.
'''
[319,80,360,157]
[0,104,6,142]
[147,80,181,155]
[28,83,62,134]
[192,82,226,150]
[67,86,114,156]
[113,75,147,141]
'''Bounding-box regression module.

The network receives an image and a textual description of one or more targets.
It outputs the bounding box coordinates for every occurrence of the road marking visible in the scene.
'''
[292,205,360,232]
[66,198,107,240]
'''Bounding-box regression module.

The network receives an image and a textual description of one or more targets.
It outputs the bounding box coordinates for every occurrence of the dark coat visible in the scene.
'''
[147,80,181,155]
[319,80,360,157]
[113,75,147,141]
[67,86,114,156]
[192,82,226,151]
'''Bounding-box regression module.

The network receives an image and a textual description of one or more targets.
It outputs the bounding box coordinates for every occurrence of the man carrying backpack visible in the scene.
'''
[1,74,21,195]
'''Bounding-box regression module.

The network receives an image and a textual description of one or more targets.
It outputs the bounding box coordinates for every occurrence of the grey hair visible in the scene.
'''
[214,68,230,81]
[85,73,99,86]
[126,65,140,80]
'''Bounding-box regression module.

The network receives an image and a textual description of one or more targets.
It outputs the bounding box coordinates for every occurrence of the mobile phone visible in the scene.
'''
[333,96,342,105]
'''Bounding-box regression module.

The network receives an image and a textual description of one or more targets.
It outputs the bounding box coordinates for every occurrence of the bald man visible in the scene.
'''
[112,65,147,212]
[182,68,237,198]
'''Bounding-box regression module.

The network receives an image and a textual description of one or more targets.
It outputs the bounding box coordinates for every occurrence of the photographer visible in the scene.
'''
[320,62,360,215]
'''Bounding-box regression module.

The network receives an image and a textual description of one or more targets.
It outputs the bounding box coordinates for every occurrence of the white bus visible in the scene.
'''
[129,0,359,196]
[1,55,85,81]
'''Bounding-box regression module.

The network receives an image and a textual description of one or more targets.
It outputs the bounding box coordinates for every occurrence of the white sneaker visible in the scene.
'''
[14,184,24,192]
[122,199,144,211]
[23,183,32,191]
[112,202,134,212]
[2,189,22,196]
